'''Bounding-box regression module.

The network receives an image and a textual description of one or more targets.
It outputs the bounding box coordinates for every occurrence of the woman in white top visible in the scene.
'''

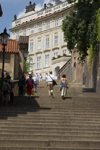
[47,71,55,98]
[60,74,68,99]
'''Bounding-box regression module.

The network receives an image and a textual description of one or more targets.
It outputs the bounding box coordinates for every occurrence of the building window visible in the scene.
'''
[46,38,49,48]
[62,49,66,55]
[23,29,26,36]
[38,24,42,32]
[30,42,33,52]
[30,27,34,34]
[29,58,33,71]
[37,56,41,69]
[16,32,19,39]
[55,19,58,27]
[46,21,50,29]
[45,54,49,67]
[54,52,58,58]
[38,40,41,49]
[54,35,58,46]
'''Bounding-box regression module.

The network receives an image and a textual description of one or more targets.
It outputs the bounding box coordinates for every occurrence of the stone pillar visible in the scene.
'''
[10,54,15,80]
[19,50,24,78]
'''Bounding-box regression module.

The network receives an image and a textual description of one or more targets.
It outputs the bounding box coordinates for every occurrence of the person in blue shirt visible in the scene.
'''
[60,74,68,99]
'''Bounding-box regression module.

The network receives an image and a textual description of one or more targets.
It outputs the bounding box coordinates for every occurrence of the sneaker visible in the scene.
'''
[51,93,54,98]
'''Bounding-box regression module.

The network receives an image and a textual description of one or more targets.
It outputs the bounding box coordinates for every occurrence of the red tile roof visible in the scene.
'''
[0,39,19,53]
[19,11,58,27]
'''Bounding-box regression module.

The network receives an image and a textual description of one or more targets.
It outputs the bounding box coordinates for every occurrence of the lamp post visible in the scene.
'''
[24,49,28,73]
[0,28,10,105]
[0,4,3,17]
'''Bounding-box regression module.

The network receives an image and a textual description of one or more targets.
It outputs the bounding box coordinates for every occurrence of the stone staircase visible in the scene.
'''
[0,80,100,149]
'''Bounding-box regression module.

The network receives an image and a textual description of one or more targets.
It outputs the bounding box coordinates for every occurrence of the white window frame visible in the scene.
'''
[54,35,58,46]
[37,56,41,69]
[55,19,58,27]
[30,42,33,52]
[38,40,41,50]
[23,29,26,36]
[46,21,50,29]
[30,27,34,34]
[45,54,49,68]
[38,24,42,32]
[62,49,66,55]
[16,31,19,39]
[29,58,33,71]
[54,52,58,58]
[46,38,49,48]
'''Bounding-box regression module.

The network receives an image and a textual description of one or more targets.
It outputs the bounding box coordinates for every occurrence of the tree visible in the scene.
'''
[62,0,100,63]
[24,57,35,74]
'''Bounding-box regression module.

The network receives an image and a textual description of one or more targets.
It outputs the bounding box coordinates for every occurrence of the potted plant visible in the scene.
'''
[63,53,66,56]
[57,55,61,58]
[52,57,55,59]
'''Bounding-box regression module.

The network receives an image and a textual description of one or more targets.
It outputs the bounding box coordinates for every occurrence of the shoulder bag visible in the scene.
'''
[49,75,57,86]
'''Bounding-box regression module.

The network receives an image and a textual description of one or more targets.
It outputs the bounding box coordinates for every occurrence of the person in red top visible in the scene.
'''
[26,75,34,98]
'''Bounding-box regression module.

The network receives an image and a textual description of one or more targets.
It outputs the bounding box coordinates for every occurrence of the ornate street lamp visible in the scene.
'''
[0,4,3,17]
[24,49,29,73]
[0,28,10,105]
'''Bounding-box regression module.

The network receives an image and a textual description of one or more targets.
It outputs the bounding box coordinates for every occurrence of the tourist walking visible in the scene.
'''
[60,74,68,99]
[3,79,11,106]
[18,75,26,96]
[45,73,48,86]
[47,71,55,98]
[39,74,43,82]
[33,75,38,93]
[26,75,34,98]
[6,75,14,104]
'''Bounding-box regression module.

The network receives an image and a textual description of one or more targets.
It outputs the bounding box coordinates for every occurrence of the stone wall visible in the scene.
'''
[71,44,100,93]
[0,53,19,80]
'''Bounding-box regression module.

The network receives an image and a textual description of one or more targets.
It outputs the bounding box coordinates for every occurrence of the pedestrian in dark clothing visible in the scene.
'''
[18,75,26,96]
[6,75,14,104]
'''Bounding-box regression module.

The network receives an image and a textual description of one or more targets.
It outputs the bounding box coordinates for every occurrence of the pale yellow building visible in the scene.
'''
[9,0,74,78]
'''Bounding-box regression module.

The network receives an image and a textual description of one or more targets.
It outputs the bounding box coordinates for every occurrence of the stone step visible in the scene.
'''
[1,131,100,137]
[0,147,100,150]
[0,134,100,140]
[0,121,100,126]
[0,118,100,124]
[7,115,100,120]
[0,139,100,148]
[1,128,100,133]
[0,124,100,129]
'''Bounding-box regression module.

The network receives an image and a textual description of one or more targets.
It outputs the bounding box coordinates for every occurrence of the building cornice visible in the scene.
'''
[61,44,67,48]
[52,47,59,51]
[44,49,51,53]
[29,25,62,38]
[9,5,74,32]
[36,51,42,55]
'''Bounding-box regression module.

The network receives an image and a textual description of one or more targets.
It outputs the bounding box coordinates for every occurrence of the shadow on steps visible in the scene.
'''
[82,88,95,93]
[0,96,51,120]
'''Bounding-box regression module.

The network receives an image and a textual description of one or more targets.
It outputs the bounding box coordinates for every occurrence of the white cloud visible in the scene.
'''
[17,9,25,19]
[35,3,43,11]
[17,0,65,18]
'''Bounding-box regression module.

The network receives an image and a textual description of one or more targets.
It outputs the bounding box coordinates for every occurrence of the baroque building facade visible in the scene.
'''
[9,0,74,78]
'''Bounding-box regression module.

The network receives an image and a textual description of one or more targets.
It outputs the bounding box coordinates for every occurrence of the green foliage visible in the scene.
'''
[62,0,100,63]
[97,8,100,42]
[24,57,35,74]
[89,45,93,71]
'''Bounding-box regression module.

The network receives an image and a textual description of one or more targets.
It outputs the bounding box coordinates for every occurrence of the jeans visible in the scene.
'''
[34,82,37,92]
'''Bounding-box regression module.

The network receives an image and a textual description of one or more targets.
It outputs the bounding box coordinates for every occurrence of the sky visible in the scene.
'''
[0,0,65,38]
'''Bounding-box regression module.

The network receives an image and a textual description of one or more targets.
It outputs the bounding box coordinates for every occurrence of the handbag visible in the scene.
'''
[31,88,34,95]
[49,75,57,86]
